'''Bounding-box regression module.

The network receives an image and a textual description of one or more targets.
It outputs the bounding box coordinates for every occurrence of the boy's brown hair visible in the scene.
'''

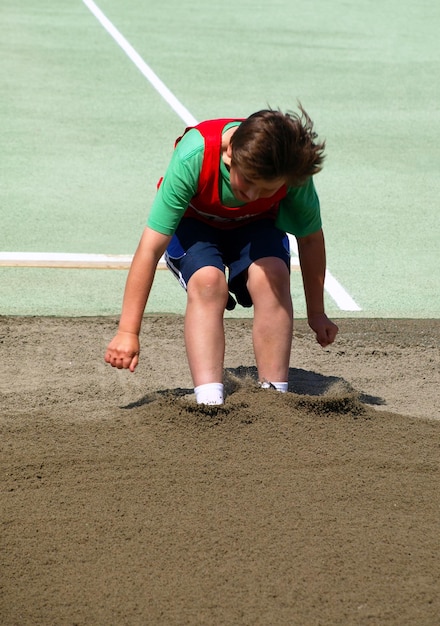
[230,105,326,186]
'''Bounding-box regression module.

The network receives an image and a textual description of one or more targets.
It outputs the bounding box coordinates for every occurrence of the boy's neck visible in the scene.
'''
[221,127,237,168]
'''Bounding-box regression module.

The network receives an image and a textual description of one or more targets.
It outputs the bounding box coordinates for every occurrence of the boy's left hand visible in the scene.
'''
[308,313,339,348]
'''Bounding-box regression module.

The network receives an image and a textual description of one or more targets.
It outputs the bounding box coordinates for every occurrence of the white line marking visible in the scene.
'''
[0,251,163,270]
[0,252,133,269]
[82,0,198,126]
[0,252,296,270]
[287,235,361,311]
[1,250,360,310]
[324,270,361,312]
[0,252,131,263]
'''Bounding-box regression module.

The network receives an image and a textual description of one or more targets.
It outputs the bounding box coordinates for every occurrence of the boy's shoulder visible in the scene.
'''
[174,127,205,161]
[176,119,241,153]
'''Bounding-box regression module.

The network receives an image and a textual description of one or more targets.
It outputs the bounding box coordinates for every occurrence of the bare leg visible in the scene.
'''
[184,266,229,387]
[247,257,293,383]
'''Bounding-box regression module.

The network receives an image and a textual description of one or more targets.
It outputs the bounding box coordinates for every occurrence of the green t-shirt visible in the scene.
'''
[147,122,322,237]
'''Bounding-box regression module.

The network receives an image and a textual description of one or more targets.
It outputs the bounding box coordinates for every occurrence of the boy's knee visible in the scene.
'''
[248,257,289,289]
[187,267,228,303]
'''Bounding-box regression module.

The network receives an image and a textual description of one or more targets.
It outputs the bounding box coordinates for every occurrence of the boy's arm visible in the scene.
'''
[296,228,338,347]
[105,226,172,371]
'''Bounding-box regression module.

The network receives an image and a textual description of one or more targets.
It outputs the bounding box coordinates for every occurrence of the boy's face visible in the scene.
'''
[229,165,286,202]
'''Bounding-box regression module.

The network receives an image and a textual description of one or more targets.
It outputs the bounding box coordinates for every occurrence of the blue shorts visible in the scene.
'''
[165,217,291,308]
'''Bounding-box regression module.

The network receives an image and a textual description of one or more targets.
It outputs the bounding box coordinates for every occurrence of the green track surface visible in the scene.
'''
[1,0,439,317]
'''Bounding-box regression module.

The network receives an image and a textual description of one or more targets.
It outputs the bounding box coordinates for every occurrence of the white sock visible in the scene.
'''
[194,383,224,405]
[259,381,288,393]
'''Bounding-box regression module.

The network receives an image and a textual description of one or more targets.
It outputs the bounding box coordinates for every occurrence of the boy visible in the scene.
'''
[105,105,338,404]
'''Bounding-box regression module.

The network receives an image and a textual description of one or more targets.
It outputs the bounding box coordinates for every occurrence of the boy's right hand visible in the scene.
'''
[104,331,140,372]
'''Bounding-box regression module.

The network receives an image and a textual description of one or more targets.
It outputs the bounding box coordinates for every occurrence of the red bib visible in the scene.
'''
[177,119,287,229]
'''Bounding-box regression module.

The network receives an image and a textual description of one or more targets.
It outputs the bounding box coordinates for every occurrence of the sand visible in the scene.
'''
[1,315,439,625]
